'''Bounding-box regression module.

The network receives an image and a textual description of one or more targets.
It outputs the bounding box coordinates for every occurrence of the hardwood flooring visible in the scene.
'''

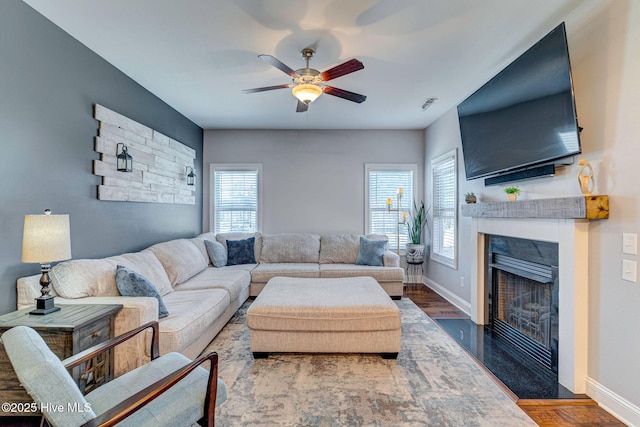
[404,283,625,427]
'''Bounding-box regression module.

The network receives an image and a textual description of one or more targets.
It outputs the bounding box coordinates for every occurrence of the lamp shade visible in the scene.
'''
[22,213,71,263]
[292,84,323,104]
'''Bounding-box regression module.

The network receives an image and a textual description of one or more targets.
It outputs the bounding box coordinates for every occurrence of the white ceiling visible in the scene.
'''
[23,0,583,130]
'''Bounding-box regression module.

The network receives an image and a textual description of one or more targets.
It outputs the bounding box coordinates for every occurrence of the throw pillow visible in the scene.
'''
[355,236,386,267]
[204,239,227,268]
[115,265,169,318]
[226,237,256,266]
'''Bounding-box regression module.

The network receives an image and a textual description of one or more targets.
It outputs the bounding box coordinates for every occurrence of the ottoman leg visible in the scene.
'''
[253,352,270,359]
[380,352,398,359]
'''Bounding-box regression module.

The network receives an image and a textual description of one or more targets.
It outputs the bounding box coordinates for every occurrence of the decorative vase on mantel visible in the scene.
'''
[405,243,426,264]
[507,193,518,202]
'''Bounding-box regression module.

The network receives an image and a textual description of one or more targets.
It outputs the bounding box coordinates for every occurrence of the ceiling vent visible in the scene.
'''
[421,98,437,111]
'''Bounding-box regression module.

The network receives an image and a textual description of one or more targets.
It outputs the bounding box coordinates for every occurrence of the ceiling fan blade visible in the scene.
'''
[323,86,367,103]
[319,59,364,81]
[258,54,299,78]
[296,100,309,113]
[242,84,292,94]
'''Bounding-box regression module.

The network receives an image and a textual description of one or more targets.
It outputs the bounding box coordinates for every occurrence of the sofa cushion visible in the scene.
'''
[148,239,208,286]
[319,234,360,264]
[355,237,386,266]
[216,232,262,262]
[174,268,250,302]
[158,289,230,354]
[189,237,210,266]
[260,233,320,263]
[51,259,120,299]
[319,264,404,282]
[204,240,227,267]
[115,265,169,318]
[251,263,320,283]
[226,237,256,265]
[108,250,173,296]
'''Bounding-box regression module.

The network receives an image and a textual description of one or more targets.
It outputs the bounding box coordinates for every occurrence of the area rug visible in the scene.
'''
[204,299,536,426]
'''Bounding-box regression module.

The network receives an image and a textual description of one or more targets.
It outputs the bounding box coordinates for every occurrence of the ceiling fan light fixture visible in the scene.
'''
[292,84,323,104]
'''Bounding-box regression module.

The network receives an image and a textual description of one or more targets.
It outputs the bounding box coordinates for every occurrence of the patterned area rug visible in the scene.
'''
[204,299,536,426]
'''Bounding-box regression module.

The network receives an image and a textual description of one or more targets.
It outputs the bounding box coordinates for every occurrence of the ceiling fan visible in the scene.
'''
[243,48,366,113]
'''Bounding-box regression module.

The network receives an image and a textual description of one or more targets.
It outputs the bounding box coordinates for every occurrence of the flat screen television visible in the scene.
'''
[457,22,581,182]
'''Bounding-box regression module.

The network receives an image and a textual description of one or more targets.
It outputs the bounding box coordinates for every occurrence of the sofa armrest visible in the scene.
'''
[53,296,159,376]
[383,250,400,268]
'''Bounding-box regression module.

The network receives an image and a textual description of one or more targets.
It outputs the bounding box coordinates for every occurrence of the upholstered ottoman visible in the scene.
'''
[246,276,401,358]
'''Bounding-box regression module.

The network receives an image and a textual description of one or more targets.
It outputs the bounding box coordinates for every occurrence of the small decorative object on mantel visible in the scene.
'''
[464,192,477,204]
[504,186,521,201]
[578,158,594,196]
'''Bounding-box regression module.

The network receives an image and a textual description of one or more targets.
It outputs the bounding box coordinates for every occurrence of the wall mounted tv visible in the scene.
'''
[457,22,581,184]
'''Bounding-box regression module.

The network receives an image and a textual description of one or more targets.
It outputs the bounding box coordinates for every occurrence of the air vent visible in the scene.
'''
[421,98,437,111]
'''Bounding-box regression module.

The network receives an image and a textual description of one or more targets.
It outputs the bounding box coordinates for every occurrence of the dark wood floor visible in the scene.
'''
[404,283,625,427]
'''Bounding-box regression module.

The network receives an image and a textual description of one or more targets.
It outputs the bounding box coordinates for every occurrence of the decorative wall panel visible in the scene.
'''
[93,104,196,204]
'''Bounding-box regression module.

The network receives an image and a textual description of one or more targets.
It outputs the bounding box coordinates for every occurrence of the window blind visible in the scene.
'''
[368,169,413,248]
[213,169,259,233]
[432,150,457,267]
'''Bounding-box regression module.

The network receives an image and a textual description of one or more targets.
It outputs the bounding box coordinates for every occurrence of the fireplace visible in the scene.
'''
[488,236,559,373]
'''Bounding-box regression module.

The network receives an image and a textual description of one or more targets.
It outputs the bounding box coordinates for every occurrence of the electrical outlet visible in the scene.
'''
[460,276,465,288]
[623,233,638,255]
[622,259,637,282]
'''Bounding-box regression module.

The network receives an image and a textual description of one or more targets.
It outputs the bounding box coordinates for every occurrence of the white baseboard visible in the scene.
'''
[422,276,471,316]
[586,377,640,426]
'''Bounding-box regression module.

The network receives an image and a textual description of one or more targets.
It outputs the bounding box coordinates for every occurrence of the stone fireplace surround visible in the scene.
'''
[461,197,608,394]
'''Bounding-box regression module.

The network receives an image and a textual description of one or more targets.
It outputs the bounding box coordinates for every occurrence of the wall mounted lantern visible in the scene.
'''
[116,143,133,172]
[186,166,196,186]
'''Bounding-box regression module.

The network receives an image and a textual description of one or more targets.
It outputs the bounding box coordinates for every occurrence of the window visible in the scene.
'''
[365,164,418,252]
[431,149,457,268]
[210,164,262,233]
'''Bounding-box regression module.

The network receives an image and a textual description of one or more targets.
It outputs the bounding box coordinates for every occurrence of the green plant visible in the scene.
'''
[464,192,475,197]
[407,200,430,244]
[504,186,521,195]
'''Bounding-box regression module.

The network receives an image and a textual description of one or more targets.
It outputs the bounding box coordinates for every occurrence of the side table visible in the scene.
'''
[0,304,122,417]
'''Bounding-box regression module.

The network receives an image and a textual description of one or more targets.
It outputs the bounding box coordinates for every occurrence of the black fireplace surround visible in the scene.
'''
[488,235,559,373]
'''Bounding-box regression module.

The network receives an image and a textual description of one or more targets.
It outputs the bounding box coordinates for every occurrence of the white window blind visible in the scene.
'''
[366,166,416,250]
[213,167,260,233]
[431,150,457,268]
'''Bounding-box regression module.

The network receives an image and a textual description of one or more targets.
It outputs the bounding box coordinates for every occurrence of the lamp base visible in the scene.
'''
[30,295,61,315]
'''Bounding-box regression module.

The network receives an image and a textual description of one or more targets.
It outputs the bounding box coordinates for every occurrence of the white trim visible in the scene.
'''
[209,163,263,233]
[586,377,640,426]
[423,276,471,315]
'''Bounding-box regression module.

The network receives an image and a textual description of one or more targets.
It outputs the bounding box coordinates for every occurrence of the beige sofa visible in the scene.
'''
[17,232,403,375]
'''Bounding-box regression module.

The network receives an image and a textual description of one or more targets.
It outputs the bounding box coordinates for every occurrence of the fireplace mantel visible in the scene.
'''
[461,195,609,220]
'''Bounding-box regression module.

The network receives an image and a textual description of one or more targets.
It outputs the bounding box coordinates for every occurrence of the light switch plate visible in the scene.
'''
[623,233,638,255]
[622,259,637,282]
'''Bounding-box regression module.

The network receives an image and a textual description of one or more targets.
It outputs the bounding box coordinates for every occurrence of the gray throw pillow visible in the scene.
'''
[204,239,227,267]
[355,236,386,267]
[115,265,169,318]
[226,237,256,266]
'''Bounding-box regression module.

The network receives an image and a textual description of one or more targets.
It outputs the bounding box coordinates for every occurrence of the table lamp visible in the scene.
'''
[21,209,71,315]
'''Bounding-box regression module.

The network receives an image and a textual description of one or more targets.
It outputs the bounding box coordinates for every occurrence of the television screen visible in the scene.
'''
[457,22,581,181]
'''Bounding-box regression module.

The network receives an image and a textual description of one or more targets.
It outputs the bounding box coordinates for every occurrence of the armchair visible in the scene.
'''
[1,321,226,427]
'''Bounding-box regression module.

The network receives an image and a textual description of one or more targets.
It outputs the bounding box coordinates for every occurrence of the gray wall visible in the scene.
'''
[0,1,203,315]
[424,0,640,412]
[203,130,424,235]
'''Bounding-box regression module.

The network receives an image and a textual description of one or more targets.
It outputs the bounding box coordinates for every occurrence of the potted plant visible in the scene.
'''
[504,186,521,201]
[405,200,430,263]
[464,192,477,204]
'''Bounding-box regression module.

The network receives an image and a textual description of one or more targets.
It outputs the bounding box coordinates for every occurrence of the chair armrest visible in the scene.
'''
[63,321,160,370]
[81,351,219,427]
[383,250,400,267]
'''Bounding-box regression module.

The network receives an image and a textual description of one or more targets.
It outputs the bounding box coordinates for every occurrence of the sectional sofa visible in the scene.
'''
[17,232,404,375]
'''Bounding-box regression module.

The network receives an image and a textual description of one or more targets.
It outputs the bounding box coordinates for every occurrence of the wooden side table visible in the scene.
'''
[0,304,122,417]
